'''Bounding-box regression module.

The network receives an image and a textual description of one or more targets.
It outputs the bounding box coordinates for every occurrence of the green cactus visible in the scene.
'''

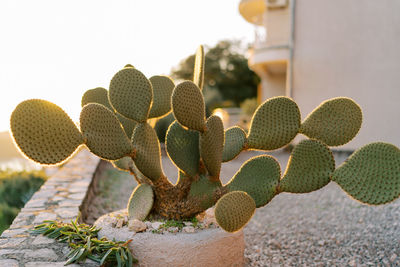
[127,183,154,220]
[9,45,400,234]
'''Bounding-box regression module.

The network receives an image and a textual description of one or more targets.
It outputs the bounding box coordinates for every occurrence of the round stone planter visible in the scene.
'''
[94,210,245,267]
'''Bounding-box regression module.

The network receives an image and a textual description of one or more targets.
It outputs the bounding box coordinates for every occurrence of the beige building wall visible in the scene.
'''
[292,0,400,150]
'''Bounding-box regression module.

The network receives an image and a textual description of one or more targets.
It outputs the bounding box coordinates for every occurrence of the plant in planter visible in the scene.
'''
[9,45,400,264]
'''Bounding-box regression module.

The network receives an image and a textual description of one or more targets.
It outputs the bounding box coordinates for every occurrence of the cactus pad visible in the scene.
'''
[247,97,300,151]
[124,64,135,69]
[109,68,152,122]
[131,122,163,181]
[300,97,362,146]
[148,75,175,119]
[112,156,134,172]
[280,139,335,193]
[226,155,280,207]
[331,142,400,205]
[115,113,137,139]
[10,99,83,164]
[200,115,224,179]
[81,87,113,110]
[222,126,247,162]
[172,81,206,132]
[127,184,154,221]
[189,174,222,209]
[80,103,133,160]
[193,45,205,90]
[165,121,200,177]
[215,191,256,232]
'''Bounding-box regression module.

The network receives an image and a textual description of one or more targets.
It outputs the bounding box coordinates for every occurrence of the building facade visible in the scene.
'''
[239,0,400,150]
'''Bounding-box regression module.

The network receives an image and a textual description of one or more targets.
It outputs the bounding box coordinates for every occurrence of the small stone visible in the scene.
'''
[0,259,19,267]
[110,217,119,227]
[54,207,79,219]
[390,253,398,262]
[348,259,357,267]
[128,219,147,232]
[183,226,195,233]
[0,249,20,256]
[1,228,28,238]
[317,240,325,246]
[168,227,179,233]
[152,222,163,229]
[268,239,282,249]
[32,212,57,224]
[24,248,58,261]
[145,221,153,229]
[0,237,26,248]
[116,218,124,228]
[32,235,55,245]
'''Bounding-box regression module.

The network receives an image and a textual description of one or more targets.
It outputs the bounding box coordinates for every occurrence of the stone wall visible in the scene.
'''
[0,149,101,267]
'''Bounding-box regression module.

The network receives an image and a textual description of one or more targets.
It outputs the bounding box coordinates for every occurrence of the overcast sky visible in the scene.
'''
[0,0,254,132]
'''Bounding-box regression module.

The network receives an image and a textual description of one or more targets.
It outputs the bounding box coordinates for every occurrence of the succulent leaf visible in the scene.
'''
[222,126,247,162]
[247,97,300,151]
[172,81,206,132]
[127,184,154,221]
[189,174,222,210]
[165,121,200,177]
[193,45,205,90]
[300,97,362,146]
[81,87,113,110]
[80,103,133,160]
[331,142,400,205]
[280,139,335,193]
[112,156,134,172]
[109,68,152,122]
[215,191,256,233]
[148,75,175,119]
[226,155,280,207]
[200,115,224,179]
[131,122,163,181]
[10,99,83,164]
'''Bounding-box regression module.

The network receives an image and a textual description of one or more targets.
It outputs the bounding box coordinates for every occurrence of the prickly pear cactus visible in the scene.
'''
[9,46,400,233]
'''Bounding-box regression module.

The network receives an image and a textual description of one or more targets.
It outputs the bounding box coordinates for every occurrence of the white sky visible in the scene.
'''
[0,0,254,132]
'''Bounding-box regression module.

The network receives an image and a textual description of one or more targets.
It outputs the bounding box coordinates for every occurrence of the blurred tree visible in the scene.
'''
[171,40,260,106]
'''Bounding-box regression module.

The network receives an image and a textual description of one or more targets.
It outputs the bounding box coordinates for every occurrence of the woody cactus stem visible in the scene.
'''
[10,45,400,232]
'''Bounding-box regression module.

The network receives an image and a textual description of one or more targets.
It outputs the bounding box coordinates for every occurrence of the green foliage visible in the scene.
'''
[280,139,335,193]
[131,122,163,181]
[226,155,280,207]
[300,97,362,146]
[109,68,153,122]
[215,191,256,233]
[9,44,400,235]
[332,142,400,205]
[80,103,134,160]
[166,121,200,177]
[247,97,301,151]
[172,81,206,132]
[171,40,260,106]
[0,169,47,234]
[222,126,247,162]
[127,184,154,220]
[10,99,83,165]
[154,112,175,143]
[33,218,137,266]
[200,115,224,179]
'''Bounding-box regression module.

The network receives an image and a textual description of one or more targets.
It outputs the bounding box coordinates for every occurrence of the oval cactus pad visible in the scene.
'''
[280,139,335,193]
[109,68,153,122]
[331,142,400,205]
[247,97,300,151]
[10,99,83,165]
[148,75,175,119]
[80,103,133,160]
[222,126,247,162]
[193,45,205,90]
[300,97,362,146]
[172,81,206,132]
[127,184,154,221]
[215,191,256,232]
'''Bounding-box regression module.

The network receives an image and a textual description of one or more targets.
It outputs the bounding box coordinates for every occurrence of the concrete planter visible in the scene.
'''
[94,210,245,267]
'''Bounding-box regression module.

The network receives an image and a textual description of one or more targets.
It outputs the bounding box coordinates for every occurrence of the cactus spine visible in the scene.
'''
[10,46,400,233]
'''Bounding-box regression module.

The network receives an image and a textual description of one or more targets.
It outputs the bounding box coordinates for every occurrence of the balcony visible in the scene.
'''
[239,0,266,25]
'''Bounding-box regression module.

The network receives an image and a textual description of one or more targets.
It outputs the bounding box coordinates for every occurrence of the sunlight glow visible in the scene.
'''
[0,0,253,132]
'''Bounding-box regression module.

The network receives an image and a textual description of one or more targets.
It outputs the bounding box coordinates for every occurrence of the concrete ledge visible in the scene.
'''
[0,149,100,266]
